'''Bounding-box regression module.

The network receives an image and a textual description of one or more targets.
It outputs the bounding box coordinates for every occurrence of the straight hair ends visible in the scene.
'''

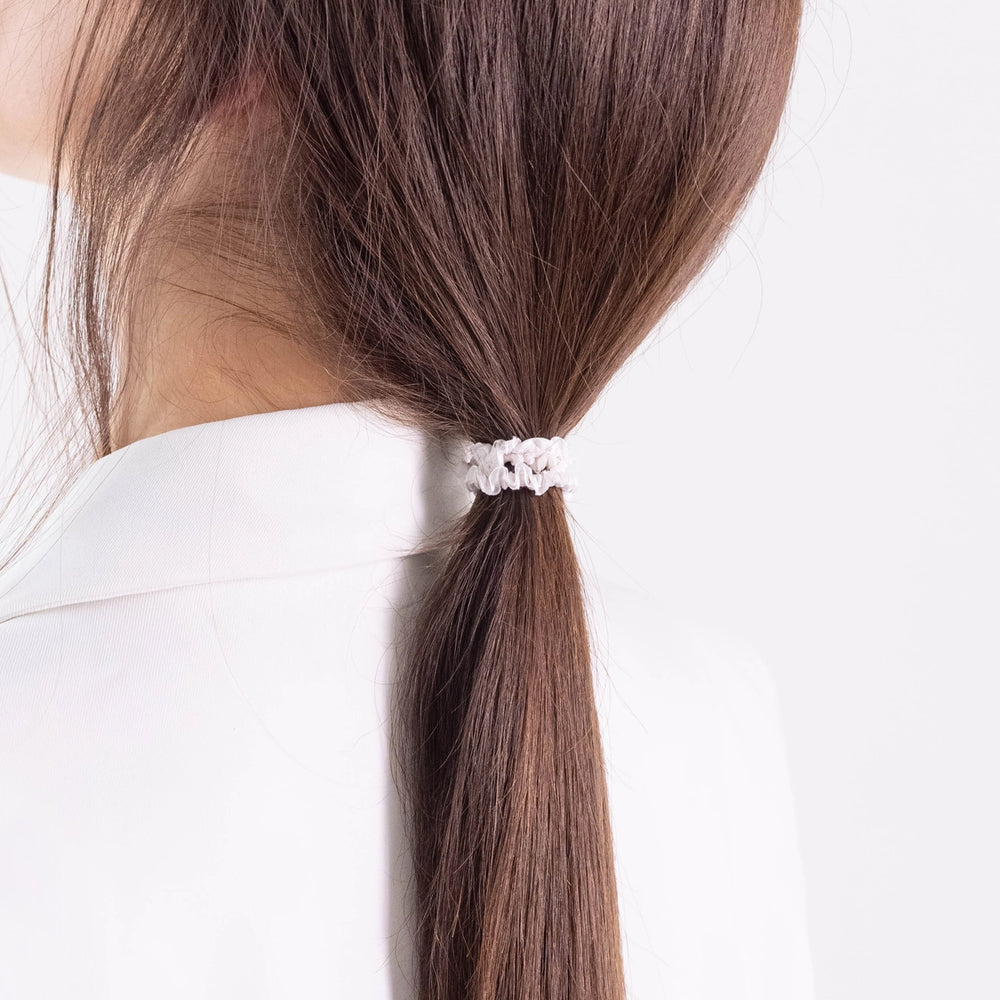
[8,0,804,997]
[393,488,624,1000]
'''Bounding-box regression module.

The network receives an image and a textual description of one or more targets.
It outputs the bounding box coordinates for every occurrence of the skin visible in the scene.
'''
[0,0,353,451]
[0,0,80,186]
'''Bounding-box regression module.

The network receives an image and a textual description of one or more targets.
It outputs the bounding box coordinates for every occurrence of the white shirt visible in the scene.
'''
[0,400,815,999]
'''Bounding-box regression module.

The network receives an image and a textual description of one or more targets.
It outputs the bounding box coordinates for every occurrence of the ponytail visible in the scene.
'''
[393,454,623,999]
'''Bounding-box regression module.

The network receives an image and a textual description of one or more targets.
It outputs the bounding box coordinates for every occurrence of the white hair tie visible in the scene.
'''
[463,436,576,496]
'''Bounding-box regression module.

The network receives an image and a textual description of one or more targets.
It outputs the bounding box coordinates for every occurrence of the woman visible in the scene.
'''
[0,0,812,998]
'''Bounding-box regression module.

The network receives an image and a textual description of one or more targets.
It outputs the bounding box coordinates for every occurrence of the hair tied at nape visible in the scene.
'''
[462,436,576,496]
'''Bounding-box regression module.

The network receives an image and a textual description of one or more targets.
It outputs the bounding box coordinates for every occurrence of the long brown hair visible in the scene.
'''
[2,0,802,996]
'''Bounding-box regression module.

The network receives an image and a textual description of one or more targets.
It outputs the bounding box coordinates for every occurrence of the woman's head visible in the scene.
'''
[2,1,803,997]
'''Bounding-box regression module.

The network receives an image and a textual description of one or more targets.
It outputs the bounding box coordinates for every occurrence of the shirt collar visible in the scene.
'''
[0,401,473,625]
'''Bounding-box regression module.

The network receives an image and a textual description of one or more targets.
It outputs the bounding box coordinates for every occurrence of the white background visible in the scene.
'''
[1,2,997,997]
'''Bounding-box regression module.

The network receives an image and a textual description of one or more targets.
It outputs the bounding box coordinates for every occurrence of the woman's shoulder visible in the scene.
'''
[587,573,802,844]
[587,576,780,722]
[587,576,816,999]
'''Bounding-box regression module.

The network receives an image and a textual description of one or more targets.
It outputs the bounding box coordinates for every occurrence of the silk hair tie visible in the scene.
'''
[463,436,576,496]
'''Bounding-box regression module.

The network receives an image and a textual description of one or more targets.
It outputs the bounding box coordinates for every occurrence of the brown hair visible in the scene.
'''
[2,0,802,996]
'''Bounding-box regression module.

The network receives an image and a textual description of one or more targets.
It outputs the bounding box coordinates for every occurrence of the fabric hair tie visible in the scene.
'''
[463,436,576,496]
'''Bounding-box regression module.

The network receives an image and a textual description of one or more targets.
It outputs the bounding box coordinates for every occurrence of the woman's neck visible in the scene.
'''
[107,116,356,452]
[109,314,350,451]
